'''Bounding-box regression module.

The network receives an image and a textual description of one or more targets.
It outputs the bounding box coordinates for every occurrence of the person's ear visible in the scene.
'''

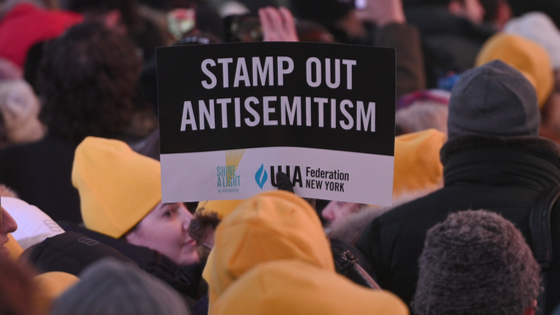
[124,228,141,245]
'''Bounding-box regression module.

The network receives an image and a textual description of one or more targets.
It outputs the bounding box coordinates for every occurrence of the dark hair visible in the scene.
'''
[403,0,463,7]
[0,112,8,149]
[188,210,221,245]
[66,0,139,31]
[478,0,502,22]
[38,23,141,145]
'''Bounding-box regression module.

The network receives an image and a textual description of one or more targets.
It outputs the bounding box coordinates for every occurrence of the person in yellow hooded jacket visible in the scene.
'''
[324,128,446,246]
[212,260,408,315]
[204,190,408,315]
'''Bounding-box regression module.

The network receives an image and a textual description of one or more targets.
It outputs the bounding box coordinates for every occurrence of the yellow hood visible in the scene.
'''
[393,129,445,199]
[196,199,244,219]
[34,271,79,313]
[203,190,333,306]
[212,260,408,315]
[475,33,553,108]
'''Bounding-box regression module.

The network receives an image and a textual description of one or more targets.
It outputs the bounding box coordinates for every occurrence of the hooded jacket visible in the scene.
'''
[212,260,408,315]
[205,190,407,315]
[203,190,334,308]
[357,135,560,314]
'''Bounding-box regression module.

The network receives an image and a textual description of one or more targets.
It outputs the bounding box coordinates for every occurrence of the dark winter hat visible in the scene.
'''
[50,258,191,315]
[447,60,540,139]
[413,210,540,315]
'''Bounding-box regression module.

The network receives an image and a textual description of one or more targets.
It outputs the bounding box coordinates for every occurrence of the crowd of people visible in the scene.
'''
[1,0,560,314]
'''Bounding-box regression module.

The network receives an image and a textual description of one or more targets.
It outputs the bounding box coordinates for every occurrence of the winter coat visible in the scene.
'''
[204,190,408,315]
[25,226,205,301]
[203,190,336,308]
[0,135,82,223]
[405,5,495,87]
[375,23,426,98]
[212,260,409,315]
[357,135,560,314]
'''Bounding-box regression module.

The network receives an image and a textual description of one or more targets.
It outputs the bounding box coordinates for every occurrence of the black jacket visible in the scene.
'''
[26,225,205,301]
[0,135,81,223]
[357,135,560,314]
[24,231,136,275]
[405,6,495,87]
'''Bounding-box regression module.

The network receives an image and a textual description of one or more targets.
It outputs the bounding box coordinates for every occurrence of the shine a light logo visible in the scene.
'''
[255,164,268,189]
[217,149,245,193]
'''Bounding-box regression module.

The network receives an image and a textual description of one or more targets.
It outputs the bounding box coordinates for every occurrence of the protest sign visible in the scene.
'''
[157,42,395,205]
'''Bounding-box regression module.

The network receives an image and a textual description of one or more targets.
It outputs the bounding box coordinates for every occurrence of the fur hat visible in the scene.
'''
[448,60,540,139]
[396,90,450,136]
[475,33,553,108]
[72,137,161,238]
[504,12,560,70]
[413,210,540,315]
[51,259,190,315]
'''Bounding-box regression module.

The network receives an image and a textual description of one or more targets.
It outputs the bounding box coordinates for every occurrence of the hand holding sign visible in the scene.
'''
[157,42,395,205]
[259,7,299,42]
[355,0,406,26]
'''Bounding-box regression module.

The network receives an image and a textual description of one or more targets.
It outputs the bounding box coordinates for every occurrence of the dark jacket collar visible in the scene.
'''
[441,135,560,189]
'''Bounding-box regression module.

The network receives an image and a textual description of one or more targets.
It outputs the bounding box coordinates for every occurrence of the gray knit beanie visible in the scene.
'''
[447,60,540,139]
[50,258,191,315]
[413,210,540,315]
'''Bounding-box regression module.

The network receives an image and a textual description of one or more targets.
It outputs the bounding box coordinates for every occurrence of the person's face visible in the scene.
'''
[321,201,362,226]
[460,0,485,24]
[0,206,18,257]
[126,202,199,265]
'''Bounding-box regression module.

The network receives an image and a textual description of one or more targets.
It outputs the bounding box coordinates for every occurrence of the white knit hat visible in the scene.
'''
[504,11,560,70]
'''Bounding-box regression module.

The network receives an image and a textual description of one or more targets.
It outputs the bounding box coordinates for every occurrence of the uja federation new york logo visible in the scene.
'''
[255,164,268,189]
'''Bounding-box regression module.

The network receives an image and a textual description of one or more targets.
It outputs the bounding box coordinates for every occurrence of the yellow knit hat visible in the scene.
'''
[203,190,333,307]
[212,260,409,315]
[72,137,162,239]
[393,129,445,199]
[475,33,554,108]
[195,200,243,219]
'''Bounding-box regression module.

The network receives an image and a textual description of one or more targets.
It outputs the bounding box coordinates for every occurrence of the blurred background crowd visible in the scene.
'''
[2,0,560,314]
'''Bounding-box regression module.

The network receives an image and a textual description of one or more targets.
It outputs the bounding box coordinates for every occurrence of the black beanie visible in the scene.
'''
[447,60,540,139]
